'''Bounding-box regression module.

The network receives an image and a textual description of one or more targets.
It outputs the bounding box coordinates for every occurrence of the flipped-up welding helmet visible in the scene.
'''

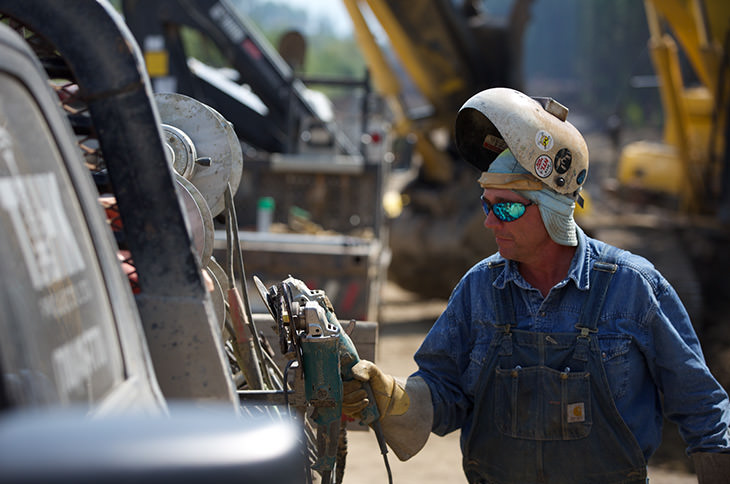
[454,87,588,199]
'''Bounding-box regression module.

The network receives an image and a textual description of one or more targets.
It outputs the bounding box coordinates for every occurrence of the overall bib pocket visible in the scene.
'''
[495,365,592,440]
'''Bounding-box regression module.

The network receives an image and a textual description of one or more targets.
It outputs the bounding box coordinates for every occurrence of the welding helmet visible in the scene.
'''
[454,87,588,199]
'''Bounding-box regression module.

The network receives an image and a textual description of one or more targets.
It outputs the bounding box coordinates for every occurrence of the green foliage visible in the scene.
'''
[241,1,365,78]
[167,3,365,90]
[304,36,365,78]
[180,27,230,68]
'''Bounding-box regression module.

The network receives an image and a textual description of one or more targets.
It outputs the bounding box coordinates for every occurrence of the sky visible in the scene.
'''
[266,0,354,37]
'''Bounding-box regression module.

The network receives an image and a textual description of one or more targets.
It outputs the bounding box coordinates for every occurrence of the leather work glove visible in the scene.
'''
[342,360,410,422]
[693,452,730,484]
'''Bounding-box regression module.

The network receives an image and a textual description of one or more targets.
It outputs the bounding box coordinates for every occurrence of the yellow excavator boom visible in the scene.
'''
[618,0,729,213]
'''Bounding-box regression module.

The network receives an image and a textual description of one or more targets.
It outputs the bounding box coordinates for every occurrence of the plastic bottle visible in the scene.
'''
[257,196,275,232]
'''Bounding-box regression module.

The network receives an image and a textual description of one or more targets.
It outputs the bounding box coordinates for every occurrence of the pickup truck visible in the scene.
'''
[0,6,304,483]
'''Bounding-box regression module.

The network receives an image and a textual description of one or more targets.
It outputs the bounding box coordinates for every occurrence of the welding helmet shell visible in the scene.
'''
[455,87,588,197]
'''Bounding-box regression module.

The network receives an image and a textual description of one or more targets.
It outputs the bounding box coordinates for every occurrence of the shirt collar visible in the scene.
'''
[492,226,591,291]
[569,226,591,290]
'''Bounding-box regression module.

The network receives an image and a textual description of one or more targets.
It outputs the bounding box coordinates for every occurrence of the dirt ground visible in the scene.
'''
[341,281,699,484]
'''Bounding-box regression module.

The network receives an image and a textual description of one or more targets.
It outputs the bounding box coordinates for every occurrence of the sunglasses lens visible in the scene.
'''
[493,202,526,222]
[481,197,490,216]
[481,197,529,222]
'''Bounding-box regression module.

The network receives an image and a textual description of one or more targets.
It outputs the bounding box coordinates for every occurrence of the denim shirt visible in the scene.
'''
[414,227,730,460]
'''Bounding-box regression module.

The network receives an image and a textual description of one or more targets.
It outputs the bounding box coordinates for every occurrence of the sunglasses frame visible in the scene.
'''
[480,196,535,222]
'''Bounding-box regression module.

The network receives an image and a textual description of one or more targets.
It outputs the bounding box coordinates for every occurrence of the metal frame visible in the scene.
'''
[0,0,237,405]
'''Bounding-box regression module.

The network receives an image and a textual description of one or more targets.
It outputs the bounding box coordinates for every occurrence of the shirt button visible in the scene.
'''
[540,311,546,317]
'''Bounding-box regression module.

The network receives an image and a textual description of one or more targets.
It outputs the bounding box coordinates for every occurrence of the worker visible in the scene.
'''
[343,87,730,483]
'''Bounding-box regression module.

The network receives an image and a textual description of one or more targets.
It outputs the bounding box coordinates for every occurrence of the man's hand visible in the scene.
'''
[342,360,409,421]
[343,365,434,461]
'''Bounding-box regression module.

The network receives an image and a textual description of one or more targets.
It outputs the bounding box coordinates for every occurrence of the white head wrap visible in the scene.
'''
[481,150,578,246]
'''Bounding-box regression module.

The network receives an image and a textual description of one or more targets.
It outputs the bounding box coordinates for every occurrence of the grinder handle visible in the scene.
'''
[327,312,381,424]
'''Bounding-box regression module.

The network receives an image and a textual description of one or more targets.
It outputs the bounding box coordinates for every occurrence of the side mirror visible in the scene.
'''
[0,404,306,484]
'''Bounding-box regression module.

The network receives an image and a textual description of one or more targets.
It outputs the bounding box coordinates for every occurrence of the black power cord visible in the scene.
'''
[371,420,393,484]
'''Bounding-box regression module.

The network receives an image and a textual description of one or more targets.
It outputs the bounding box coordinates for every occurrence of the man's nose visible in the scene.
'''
[483,209,502,229]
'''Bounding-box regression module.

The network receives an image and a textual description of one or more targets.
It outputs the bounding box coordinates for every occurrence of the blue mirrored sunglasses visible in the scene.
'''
[480,196,534,222]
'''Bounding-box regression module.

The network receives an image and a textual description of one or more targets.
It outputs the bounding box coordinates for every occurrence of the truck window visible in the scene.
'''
[0,73,125,408]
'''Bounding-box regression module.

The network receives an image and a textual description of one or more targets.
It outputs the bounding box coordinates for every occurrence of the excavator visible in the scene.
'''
[344,0,535,298]
[584,0,730,335]
[617,0,729,217]
[344,0,730,333]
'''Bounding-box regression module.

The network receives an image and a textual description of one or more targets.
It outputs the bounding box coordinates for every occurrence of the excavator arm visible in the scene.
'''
[344,0,533,183]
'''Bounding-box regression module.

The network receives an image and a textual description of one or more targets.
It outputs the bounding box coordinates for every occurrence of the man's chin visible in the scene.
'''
[496,247,514,261]
[495,238,514,253]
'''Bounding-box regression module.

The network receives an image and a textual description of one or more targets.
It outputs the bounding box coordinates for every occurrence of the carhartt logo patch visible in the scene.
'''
[567,402,585,423]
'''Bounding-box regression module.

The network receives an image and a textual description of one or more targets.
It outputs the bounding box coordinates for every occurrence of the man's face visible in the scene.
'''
[482,188,552,263]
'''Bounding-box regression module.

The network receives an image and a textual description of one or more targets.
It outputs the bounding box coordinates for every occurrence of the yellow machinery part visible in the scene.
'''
[342,0,453,183]
[618,0,729,211]
[618,141,684,195]
[143,50,169,77]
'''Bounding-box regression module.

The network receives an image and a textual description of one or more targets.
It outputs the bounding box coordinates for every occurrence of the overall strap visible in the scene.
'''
[573,245,621,362]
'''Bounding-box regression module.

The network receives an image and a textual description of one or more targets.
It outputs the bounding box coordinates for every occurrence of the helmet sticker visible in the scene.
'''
[482,134,508,153]
[534,155,553,178]
[535,130,554,151]
[577,169,587,185]
[554,148,572,174]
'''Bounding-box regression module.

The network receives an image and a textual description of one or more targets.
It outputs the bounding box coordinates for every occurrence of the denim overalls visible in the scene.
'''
[462,249,648,483]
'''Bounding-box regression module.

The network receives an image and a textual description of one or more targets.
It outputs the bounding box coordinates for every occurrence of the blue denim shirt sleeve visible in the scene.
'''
[413,257,499,437]
[413,229,730,457]
[640,271,730,452]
